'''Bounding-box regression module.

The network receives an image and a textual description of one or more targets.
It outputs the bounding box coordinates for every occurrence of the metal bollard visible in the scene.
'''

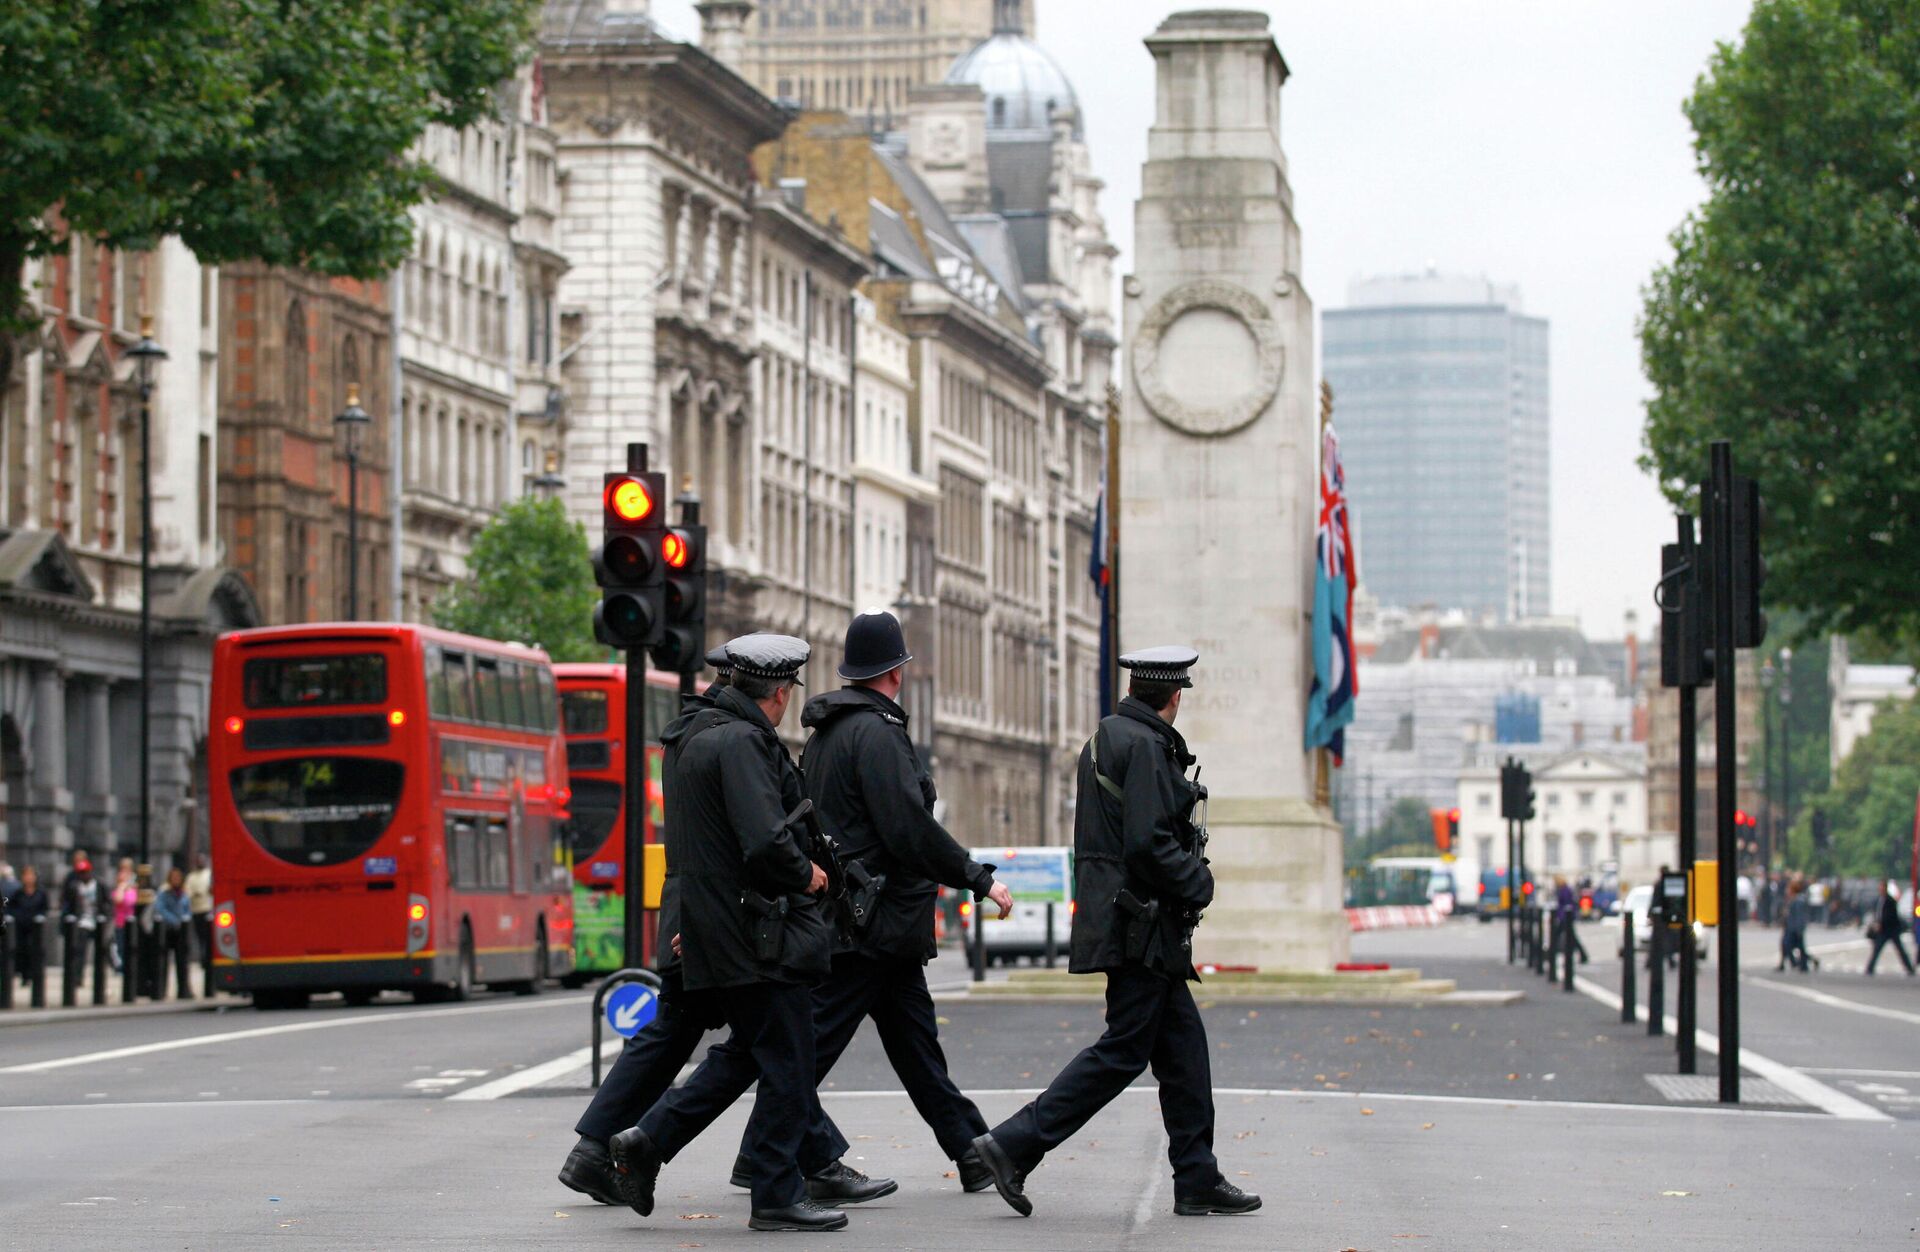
[120,922,137,1003]
[30,916,47,1008]
[0,915,12,1012]
[1563,917,1575,993]
[970,904,987,983]
[1044,901,1057,969]
[62,920,79,1007]
[1620,912,1637,1023]
[588,967,663,1090]
[1646,922,1665,1037]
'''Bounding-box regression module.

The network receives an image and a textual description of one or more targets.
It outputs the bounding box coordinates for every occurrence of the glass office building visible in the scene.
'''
[1323,272,1549,620]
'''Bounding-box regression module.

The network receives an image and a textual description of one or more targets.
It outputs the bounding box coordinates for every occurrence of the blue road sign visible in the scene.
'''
[604,981,657,1038]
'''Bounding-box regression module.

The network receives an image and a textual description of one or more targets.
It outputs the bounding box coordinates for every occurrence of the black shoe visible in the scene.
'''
[805,1160,897,1205]
[607,1127,662,1217]
[557,1136,621,1205]
[1174,1180,1262,1216]
[955,1149,994,1193]
[730,1151,753,1189]
[747,1201,849,1232]
[968,1133,1031,1217]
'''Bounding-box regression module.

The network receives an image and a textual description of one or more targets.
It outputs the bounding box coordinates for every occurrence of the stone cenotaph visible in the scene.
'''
[1119,10,1348,969]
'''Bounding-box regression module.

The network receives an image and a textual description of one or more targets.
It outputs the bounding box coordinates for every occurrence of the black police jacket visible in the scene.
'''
[1067,697,1213,977]
[660,685,832,991]
[798,687,994,963]
[650,691,720,977]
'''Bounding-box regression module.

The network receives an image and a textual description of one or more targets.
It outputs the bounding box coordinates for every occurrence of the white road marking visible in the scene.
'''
[1803,1067,1920,1079]
[0,993,587,1075]
[446,1039,621,1102]
[1570,975,1889,1121]
[0,1098,317,1113]
[1741,974,1920,1028]
[821,1085,1834,1120]
[1130,1163,1163,1228]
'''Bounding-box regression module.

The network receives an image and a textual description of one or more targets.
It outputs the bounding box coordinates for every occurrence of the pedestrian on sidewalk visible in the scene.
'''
[110,858,137,975]
[1553,876,1589,965]
[1782,878,1814,973]
[154,866,195,997]
[1864,880,1915,977]
[184,853,213,995]
[7,865,49,986]
[970,647,1260,1220]
[60,856,107,981]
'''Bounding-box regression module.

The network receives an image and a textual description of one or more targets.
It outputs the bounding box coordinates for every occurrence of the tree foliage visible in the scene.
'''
[1640,0,1920,650]
[432,496,602,664]
[0,0,538,337]
[1346,796,1437,867]
[1788,692,1919,877]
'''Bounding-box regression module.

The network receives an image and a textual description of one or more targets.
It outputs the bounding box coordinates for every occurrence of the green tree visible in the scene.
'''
[0,0,538,377]
[1787,693,1918,877]
[432,496,602,663]
[1640,0,1920,649]
[1346,796,1437,868]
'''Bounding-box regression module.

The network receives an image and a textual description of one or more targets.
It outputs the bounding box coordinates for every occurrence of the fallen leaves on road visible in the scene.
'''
[1343,1035,1359,1044]
[1661,1191,1693,1198]
[1506,1073,1519,1081]
[1360,1107,1375,1116]
[553,1211,570,1220]
[679,1213,718,1220]
[1421,1122,1435,1130]
[1233,1130,1257,1140]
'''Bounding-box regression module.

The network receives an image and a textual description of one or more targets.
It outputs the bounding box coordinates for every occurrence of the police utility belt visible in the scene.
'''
[739,799,860,959]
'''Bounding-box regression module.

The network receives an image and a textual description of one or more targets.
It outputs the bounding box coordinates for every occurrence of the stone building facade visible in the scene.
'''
[1,234,258,878]
[740,0,1019,121]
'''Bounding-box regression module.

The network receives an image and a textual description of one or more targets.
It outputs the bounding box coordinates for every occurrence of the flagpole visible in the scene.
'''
[1313,381,1335,809]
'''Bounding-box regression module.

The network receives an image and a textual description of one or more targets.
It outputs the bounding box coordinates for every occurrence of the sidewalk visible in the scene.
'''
[1,957,241,1027]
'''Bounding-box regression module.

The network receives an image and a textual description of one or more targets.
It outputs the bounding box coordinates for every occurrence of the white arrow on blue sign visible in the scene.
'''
[604,982,658,1038]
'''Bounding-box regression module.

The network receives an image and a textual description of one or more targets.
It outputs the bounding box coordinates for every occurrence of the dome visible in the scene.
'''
[944,33,1083,139]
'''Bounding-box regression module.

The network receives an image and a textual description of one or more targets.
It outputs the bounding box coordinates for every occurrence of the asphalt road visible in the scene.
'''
[1,924,1915,1249]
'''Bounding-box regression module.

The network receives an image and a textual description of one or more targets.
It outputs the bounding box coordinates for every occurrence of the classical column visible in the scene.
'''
[31,665,66,798]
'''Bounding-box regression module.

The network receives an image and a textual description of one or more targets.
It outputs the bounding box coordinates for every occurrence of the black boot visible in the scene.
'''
[557,1135,620,1206]
[730,1151,753,1189]
[805,1160,898,1205]
[1174,1180,1262,1216]
[955,1149,994,1193]
[748,1201,849,1232]
[607,1127,663,1217]
[968,1133,1031,1217]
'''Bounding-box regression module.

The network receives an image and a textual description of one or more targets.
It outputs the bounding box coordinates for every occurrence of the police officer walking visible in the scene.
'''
[970,647,1260,1218]
[723,610,1013,1192]
[610,636,865,1233]
[557,646,736,1205]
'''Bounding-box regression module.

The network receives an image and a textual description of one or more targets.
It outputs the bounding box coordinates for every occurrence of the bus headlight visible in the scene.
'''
[213,901,239,960]
[406,894,430,954]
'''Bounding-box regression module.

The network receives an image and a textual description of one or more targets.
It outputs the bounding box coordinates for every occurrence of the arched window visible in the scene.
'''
[284,300,309,427]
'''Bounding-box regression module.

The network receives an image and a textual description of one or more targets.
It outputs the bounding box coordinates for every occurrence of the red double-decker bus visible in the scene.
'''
[554,663,681,977]
[208,624,576,1007]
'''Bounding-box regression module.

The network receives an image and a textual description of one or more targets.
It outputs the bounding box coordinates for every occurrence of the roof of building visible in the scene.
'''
[952,215,1028,304]
[944,31,1084,139]
[1370,622,1612,678]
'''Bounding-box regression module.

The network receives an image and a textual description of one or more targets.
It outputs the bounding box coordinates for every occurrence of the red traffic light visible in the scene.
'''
[1447,808,1461,824]
[605,476,655,523]
[1735,809,1756,828]
[662,529,691,569]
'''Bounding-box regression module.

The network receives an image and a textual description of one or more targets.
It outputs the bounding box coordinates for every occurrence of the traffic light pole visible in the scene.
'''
[1505,817,1516,964]
[623,442,652,973]
[1677,680,1698,1074]
[1710,441,1739,1105]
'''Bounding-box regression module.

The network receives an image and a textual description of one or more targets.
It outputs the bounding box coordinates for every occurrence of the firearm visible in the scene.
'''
[784,798,849,910]
[1189,766,1209,863]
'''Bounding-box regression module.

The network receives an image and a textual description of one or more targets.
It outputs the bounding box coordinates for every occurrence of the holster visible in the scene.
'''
[741,889,789,962]
[843,861,888,934]
[1116,888,1160,965]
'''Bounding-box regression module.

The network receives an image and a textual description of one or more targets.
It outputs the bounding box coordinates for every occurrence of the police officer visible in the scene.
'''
[557,645,737,1205]
[610,636,871,1233]
[723,610,1013,1193]
[970,647,1260,1218]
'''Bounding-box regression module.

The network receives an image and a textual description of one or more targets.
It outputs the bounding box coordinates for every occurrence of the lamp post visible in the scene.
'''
[1778,646,1793,869]
[127,317,167,873]
[533,450,566,498]
[334,384,371,620]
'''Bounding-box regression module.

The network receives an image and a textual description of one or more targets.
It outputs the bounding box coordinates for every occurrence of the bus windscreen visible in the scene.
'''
[244,654,387,709]
[230,756,404,866]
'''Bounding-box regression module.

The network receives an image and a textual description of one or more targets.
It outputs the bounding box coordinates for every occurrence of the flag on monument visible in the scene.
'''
[1305,423,1358,762]
[1090,485,1114,718]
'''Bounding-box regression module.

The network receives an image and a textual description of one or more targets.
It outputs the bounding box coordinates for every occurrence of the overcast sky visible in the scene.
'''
[652,0,1757,640]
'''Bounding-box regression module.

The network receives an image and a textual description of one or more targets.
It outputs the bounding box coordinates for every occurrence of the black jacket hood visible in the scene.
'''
[801,684,904,732]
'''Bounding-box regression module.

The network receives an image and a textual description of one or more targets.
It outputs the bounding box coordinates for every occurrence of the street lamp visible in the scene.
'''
[533,449,565,497]
[127,316,166,874]
[334,383,371,620]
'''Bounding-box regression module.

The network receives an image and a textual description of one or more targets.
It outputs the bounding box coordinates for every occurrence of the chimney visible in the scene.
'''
[696,2,753,71]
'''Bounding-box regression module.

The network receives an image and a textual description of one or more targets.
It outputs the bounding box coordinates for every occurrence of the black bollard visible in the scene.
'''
[1620,912,1637,1023]
[96,921,111,1005]
[30,914,47,1008]
[121,921,138,1003]
[1563,917,1576,993]
[62,919,78,1007]
[1044,902,1057,970]
[970,905,986,984]
[1647,922,1665,1037]
[0,915,12,1012]
[173,926,192,1000]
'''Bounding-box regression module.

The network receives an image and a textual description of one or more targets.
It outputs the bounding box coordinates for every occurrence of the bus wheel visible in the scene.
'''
[252,990,310,1011]
[451,925,476,1002]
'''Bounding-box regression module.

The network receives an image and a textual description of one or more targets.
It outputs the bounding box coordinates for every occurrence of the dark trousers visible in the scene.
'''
[574,971,712,1144]
[768,952,987,1163]
[991,965,1223,1196]
[191,913,212,989]
[639,980,836,1210]
[1866,930,1914,975]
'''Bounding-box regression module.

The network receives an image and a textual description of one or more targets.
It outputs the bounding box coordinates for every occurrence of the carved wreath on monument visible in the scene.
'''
[1132,279,1285,437]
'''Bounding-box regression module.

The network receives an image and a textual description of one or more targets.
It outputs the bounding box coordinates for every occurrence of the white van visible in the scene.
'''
[956,846,1074,964]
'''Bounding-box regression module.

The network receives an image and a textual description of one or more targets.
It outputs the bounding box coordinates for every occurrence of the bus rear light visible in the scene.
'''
[388,709,406,727]
[213,902,239,959]
[224,716,243,734]
[406,894,430,954]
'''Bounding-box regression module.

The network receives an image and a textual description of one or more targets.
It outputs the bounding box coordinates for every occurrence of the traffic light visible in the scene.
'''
[1430,808,1450,854]
[1659,516,1714,689]
[1500,759,1535,822]
[1447,807,1461,853]
[592,470,667,648]
[652,520,708,673]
